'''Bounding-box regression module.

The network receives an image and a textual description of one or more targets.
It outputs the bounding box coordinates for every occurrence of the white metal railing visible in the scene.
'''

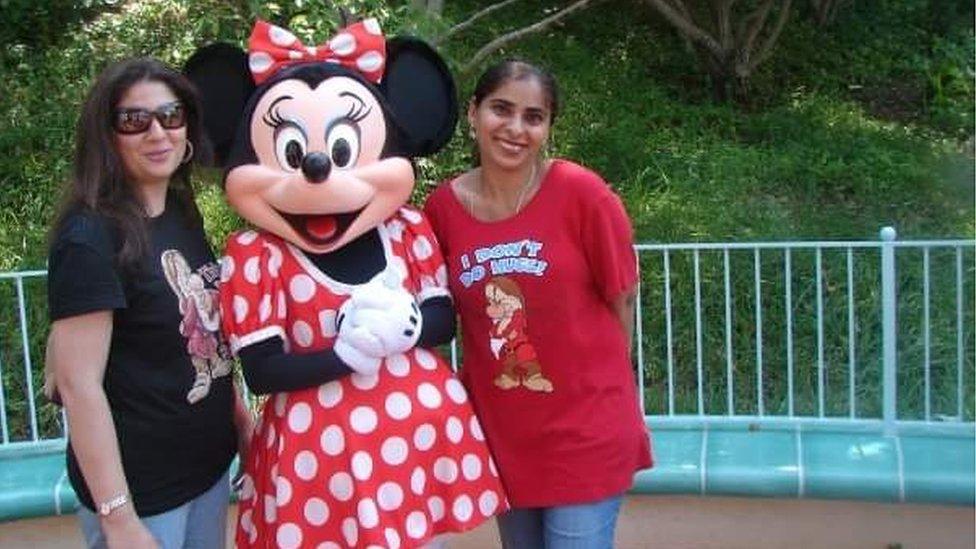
[0,228,973,449]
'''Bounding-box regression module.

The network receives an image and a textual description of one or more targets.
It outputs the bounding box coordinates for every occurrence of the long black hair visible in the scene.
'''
[51,57,210,270]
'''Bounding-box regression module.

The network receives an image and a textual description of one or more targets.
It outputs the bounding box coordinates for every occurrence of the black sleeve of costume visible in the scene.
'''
[238,338,353,395]
[417,295,455,348]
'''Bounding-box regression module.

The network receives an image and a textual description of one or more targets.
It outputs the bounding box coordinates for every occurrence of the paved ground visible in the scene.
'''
[2,495,973,548]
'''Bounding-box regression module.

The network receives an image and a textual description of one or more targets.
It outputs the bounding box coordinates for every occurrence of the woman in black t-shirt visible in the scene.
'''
[45,58,253,549]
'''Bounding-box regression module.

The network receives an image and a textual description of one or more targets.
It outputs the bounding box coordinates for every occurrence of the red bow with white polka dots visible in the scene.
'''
[247,19,387,85]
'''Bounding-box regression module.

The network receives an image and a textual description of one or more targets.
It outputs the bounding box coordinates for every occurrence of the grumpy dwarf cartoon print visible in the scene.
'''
[161,249,233,403]
[485,277,553,392]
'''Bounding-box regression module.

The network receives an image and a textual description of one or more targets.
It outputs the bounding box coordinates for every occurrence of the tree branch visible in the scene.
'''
[748,0,792,72]
[460,0,602,78]
[642,0,723,58]
[436,0,522,45]
[741,0,774,56]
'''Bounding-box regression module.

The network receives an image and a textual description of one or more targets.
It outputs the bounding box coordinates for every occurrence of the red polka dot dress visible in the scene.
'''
[220,207,508,548]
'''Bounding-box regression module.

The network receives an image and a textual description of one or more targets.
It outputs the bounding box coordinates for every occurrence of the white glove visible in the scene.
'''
[337,275,423,358]
[333,336,382,376]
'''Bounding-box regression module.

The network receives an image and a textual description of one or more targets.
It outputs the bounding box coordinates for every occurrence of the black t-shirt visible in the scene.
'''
[48,202,236,517]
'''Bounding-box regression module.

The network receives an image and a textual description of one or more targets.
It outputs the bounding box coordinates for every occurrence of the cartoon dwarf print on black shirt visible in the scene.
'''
[161,249,233,403]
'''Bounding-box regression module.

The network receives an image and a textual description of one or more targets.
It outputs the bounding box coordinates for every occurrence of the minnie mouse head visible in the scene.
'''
[185,18,456,255]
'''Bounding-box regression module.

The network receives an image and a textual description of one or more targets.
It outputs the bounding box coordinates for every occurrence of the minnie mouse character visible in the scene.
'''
[186,18,507,548]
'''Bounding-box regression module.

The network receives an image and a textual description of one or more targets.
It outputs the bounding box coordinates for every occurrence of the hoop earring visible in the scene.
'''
[181,141,194,164]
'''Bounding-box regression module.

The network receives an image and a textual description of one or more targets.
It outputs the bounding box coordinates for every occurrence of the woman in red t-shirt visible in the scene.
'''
[424,60,652,548]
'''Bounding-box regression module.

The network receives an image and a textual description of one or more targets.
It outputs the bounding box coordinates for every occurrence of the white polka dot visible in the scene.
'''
[295,450,318,480]
[427,496,446,522]
[381,437,409,466]
[317,543,341,549]
[219,256,235,282]
[410,466,426,495]
[288,402,312,433]
[413,423,436,451]
[320,424,345,456]
[351,372,379,391]
[401,208,423,224]
[415,348,438,370]
[276,476,292,506]
[420,275,437,291]
[237,230,259,245]
[433,457,458,484]
[446,416,464,444]
[258,294,272,322]
[386,219,406,242]
[469,416,485,441]
[452,495,473,522]
[249,51,274,74]
[304,497,329,526]
[462,454,482,481]
[412,236,434,260]
[416,383,442,409]
[319,309,338,338]
[307,46,319,56]
[265,243,283,277]
[351,451,373,480]
[405,511,427,539]
[274,393,287,417]
[363,18,382,35]
[385,392,412,420]
[386,353,410,377]
[265,423,276,449]
[488,457,499,477]
[264,494,277,522]
[356,51,384,73]
[329,33,357,55]
[276,522,302,549]
[377,482,404,511]
[244,256,261,284]
[269,25,298,47]
[435,265,447,287]
[342,517,359,546]
[479,490,499,517]
[349,406,378,434]
[444,378,468,404]
[292,320,313,348]
[233,295,249,323]
[240,509,254,538]
[357,498,379,528]
[384,528,401,549]
[239,473,255,501]
[329,472,354,501]
[289,274,316,303]
[277,290,287,319]
[318,382,343,408]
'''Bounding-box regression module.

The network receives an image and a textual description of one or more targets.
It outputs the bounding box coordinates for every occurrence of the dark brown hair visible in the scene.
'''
[471,59,560,123]
[51,57,209,270]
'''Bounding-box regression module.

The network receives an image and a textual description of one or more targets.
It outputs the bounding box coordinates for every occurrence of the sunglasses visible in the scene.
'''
[113,101,187,134]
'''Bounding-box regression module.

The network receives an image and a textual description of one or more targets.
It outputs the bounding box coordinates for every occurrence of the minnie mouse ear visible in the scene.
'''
[380,38,457,157]
[184,43,254,166]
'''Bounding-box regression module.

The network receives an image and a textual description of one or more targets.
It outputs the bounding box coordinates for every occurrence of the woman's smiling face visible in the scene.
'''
[468,76,551,173]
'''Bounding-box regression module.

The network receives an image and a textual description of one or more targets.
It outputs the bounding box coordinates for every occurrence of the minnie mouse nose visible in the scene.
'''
[301,152,331,183]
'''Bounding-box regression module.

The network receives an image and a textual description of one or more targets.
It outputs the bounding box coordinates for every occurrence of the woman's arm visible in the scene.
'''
[611,287,637,360]
[49,311,158,549]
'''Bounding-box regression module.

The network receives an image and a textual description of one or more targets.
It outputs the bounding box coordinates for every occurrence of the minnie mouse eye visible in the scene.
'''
[326,122,360,170]
[274,125,307,171]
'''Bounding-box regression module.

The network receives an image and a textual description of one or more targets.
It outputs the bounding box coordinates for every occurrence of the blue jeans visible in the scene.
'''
[78,470,230,549]
[497,494,624,549]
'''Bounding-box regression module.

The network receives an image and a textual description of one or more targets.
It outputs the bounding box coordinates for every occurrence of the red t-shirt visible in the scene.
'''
[424,159,652,507]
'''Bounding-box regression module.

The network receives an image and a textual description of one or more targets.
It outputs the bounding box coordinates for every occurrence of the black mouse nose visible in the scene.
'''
[301,152,331,183]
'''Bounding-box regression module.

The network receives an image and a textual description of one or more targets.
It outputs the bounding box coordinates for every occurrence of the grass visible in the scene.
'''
[0,0,972,441]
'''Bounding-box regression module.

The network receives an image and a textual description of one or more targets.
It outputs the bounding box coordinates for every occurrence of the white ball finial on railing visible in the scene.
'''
[880,226,897,241]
